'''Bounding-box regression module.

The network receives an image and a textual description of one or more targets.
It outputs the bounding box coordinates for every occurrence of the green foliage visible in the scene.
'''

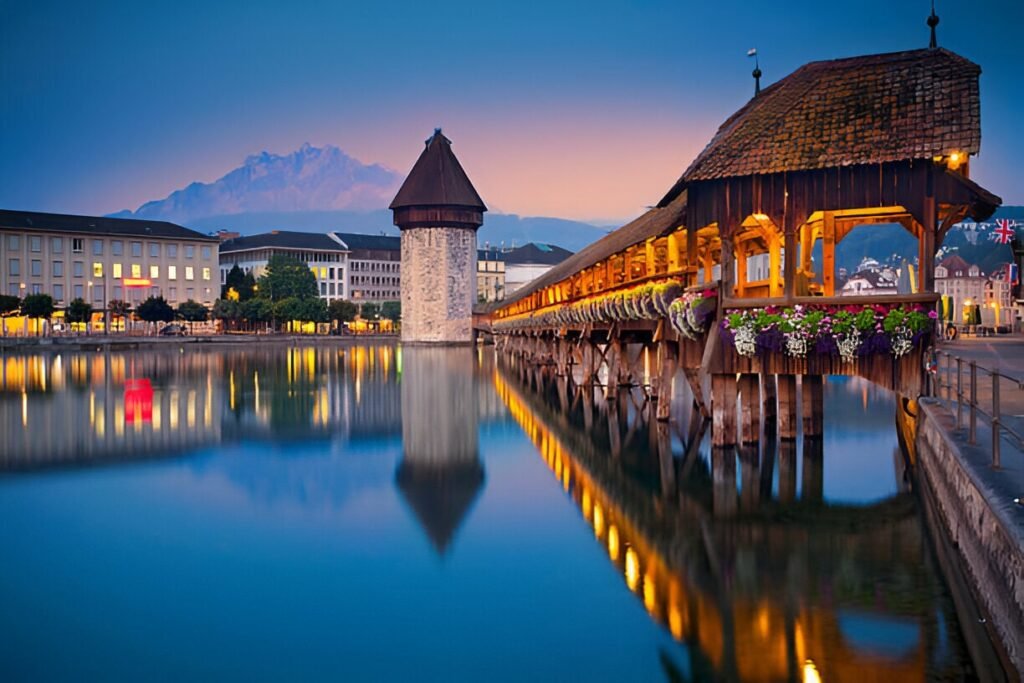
[854,308,877,332]
[380,300,401,321]
[65,298,93,324]
[0,295,20,316]
[223,264,256,300]
[176,300,209,323]
[20,293,55,319]
[256,255,318,301]
[360,301,380,319]
[135,296,175,323]
[212,298,242,322]
[273,297,303,323]
[298,297,328,323]
[242,298,273,323]
[108,299,131,319]
[328,299,359,323]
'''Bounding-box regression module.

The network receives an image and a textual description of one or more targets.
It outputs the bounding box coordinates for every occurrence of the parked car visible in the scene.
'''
[159,323,187,337]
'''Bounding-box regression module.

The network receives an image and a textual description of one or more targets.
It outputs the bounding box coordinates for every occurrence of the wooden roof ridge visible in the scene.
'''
[390,128,487,211]
[492,190,687,310]
[658,47,984,207]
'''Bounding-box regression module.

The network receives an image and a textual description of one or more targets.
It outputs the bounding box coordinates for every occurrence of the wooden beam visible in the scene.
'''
[777,374,798,440]
[711,374,737,447]
[739,373,760,444]
[919,195,937,293]
[822,211,836,297]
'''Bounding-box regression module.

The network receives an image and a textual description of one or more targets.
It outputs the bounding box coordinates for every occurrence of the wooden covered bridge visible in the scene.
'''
[485,47,1001,446]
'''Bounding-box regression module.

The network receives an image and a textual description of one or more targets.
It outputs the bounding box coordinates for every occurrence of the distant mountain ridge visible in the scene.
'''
[108,143,611,251]
[111,143,402,223]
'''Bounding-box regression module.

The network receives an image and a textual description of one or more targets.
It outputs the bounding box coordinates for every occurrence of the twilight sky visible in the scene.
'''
[1,0,1022,222]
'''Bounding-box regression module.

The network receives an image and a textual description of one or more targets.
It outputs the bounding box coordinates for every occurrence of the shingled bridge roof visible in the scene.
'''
[661,48,981,202]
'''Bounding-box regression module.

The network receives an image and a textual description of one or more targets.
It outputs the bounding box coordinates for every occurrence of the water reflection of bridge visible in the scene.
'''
[0,345,505,471]
[494,362,969,681]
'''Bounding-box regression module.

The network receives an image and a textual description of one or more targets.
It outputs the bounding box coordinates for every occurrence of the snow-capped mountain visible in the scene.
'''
[114,143,402,222]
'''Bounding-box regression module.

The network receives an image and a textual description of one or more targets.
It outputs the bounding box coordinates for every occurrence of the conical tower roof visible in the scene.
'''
[395,459,484,555]
[390,129,487,211]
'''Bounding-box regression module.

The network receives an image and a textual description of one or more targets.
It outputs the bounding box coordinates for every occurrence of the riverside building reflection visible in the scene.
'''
[0,344,407,469]
[494,359,975,681]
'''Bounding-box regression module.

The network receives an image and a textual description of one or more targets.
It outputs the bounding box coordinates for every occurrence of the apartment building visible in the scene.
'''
[333,233,400,303]
[477,248,506,302]
[218,231,349,300]
[0,209,219,309]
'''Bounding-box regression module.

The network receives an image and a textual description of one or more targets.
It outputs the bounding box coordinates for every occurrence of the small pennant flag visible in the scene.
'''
[1009,263,1019,286]
[993,218,1016,244]
[747,48,757,57]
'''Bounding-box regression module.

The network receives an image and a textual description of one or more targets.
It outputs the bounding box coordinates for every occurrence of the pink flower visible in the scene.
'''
[928,310,938,319]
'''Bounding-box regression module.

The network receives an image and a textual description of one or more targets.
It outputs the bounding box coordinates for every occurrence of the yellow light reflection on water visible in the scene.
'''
[625,547,640,591]
[643,573,657,614]
[668,604,684,640]
[803,660,822,683]
[592,503,604,538]
[607,525,620,561]
[21,390,28,427]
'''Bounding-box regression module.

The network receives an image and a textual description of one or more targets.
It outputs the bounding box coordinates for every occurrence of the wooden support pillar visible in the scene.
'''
[702,247,714,284]
[711,446,737,518]
[783,218,797,301]
[761,372,777,430]
[720,231,736,297]
[711,374,738,447]
[778,440,797,503]
[607,398,622,458]
[822,212,836,296]
[759,427,776,499]
[739,373,760,444]
[655,340,678,422]
[919,195,937,293]
[801,375,824,437]
[735,244,747,298]
[802,435,824,504]
[738,445,760,510]
[769,236,783,298]
[683,368,710,418]
[777,374,798,440]
[656,422,676,499]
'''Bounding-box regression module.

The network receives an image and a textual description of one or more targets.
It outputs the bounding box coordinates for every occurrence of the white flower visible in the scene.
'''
[891,330,913,358]
[785,334,808,357]
[837,333,860,363]
[734,326,757,357]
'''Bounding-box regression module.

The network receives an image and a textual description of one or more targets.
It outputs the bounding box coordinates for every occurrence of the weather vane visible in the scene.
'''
[748,48,762,96]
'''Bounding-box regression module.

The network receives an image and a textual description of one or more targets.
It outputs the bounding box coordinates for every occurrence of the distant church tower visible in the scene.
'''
[390,129,487,344]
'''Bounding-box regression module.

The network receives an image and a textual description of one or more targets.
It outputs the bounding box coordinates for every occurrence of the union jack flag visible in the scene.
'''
[992,218,1016,244]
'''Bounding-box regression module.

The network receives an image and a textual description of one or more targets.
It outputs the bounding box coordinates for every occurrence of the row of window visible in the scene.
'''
[5,281,210,303]
[3,235,212,260]
[5,259,211,282]
[351,261,399,272]
[351,276,399,286]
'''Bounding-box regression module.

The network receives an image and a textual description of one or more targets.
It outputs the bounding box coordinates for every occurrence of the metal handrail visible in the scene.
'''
[933,350,1024,469]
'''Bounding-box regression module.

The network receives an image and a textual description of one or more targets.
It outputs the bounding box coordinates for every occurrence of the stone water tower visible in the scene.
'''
[390,129,487,344]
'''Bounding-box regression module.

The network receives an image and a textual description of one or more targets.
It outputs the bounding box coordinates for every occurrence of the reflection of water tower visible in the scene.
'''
[395,347,483,554]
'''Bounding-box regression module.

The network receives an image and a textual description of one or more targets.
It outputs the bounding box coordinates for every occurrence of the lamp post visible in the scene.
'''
[19,282,26,336]
[87,280,93,336]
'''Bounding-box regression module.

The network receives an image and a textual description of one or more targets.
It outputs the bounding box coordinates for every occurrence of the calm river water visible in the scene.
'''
[0,343,977,681]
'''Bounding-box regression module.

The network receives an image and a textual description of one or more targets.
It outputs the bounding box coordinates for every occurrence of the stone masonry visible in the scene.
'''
[401,227,477,343]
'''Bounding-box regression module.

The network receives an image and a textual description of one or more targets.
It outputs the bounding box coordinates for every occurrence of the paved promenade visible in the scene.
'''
[935,333,1024,508]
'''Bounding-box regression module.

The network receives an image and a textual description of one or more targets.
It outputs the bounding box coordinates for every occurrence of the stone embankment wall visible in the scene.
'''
[401,227,476,344]
[916,398,1024,674]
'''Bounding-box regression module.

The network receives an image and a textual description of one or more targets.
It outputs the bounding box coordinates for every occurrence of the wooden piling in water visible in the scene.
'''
[739,373,760,444]
[711,374,738,447]
[802,375,824,437]
[777,374,798,441]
